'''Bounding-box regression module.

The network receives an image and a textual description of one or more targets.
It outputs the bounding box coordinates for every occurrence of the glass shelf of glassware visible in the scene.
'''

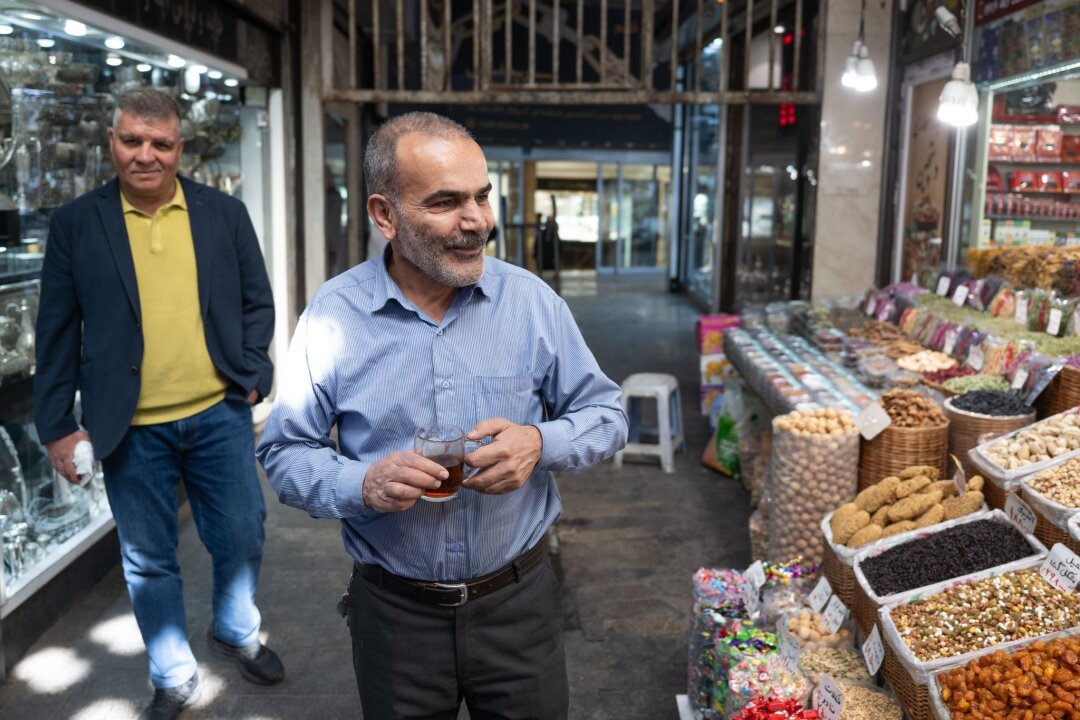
[0,279,112,616]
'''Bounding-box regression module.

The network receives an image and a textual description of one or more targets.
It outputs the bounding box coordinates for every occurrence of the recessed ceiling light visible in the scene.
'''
[190,64,207,74]
[136,63,152,72]
[106,55,122,67]
[21,12,43,21]
[0,25,13,35]
[224,78,239,87]
[36,38,55,48]
[774,25,785,34]
[166,54,186,68]
[105,36,125,50]
[64,20,87,36]
[207,70,223,80]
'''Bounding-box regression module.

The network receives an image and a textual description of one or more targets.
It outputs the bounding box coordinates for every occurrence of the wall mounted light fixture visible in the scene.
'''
[935,5,979,127]
[842,0,877,92]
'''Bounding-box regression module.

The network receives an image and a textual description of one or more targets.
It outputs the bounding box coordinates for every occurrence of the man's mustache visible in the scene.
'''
[445,232,489,250]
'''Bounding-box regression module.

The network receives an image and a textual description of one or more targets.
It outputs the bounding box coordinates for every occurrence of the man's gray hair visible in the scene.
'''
[364,112,475,201]
[112,87,181,129]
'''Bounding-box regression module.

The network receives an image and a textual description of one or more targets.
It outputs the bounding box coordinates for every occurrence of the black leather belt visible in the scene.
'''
[356,539,548,608]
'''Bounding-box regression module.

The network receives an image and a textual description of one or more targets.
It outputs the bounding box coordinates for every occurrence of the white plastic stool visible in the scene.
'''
[613,373,684,474]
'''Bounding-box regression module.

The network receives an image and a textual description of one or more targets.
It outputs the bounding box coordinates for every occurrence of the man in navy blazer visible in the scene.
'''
[33,87,282,720]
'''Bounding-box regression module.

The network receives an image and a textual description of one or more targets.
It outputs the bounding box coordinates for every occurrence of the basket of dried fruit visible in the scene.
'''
[943,392,1036,480]
[859,390,950,491]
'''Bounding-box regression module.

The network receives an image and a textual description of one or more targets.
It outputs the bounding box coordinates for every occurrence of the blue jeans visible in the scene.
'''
[102,399,267,689]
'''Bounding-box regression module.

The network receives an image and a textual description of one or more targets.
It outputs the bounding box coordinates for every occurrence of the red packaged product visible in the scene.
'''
[988,124,1013,160]
[1063,135,1080,162]
[987,165,1004,191]
[1064,171,1080,192]
[1009,170,1037,191]
[1010,127,1038,161]
[1038,171,1063,191]
[1036,125,1063,161]
[1057,105,1080,124]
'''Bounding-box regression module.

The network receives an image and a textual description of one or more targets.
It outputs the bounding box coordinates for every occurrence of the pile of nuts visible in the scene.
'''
[982,412,1080,471]
[889,569,1080,662]
[897,349,957,373]
[797,646,870,683]
[937,636,1080,720]
[830,467,985,547]
[1026,455,1080,508]
[836,683,904,720]
[880,389,948,428]
[786,609,850,645]
[774,408,857,436]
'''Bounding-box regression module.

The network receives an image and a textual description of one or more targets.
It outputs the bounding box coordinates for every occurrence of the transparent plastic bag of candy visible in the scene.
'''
[723,651,812,717]
[709,624,778,714]
[687,610,747,719]
[692,567,747,617]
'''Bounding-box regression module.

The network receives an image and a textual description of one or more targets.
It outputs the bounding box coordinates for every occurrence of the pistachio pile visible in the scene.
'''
[879,389,947,428]
[982,412,1080,471]
[1026,455,1080,508]
[797,646,870,683]
[889,569,1080,662]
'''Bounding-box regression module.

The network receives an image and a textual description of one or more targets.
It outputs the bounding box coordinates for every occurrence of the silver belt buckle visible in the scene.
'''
[429,581,469,607]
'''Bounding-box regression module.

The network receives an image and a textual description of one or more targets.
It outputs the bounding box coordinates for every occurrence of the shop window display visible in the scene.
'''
[0,2,258,611]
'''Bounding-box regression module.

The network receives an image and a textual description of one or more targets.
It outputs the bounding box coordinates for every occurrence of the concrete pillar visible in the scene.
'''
[811,0,893,300]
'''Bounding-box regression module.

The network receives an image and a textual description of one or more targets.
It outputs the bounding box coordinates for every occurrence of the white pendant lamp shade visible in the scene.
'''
[841,42,861,88]
[854,43,877,92]
[938,61,979,127]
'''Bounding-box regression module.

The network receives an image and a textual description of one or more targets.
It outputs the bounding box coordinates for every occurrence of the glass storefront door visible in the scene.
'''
[681,105,722,304]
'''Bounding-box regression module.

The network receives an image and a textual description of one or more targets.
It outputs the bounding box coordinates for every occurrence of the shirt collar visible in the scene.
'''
[120,179,186,215]
[371,244,494,313]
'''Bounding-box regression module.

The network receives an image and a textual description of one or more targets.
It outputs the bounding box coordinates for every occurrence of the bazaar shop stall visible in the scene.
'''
[682,291,1080,720]
[0,0,285,677]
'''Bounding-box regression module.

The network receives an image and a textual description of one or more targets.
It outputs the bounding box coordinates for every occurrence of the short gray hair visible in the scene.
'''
[364,112,475,201]
[112,87,181,129]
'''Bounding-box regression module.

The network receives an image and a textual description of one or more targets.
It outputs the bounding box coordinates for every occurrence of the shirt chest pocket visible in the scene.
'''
[473,375,536,426]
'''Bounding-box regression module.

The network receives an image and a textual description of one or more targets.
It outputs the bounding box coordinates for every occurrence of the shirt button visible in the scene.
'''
[436,329,444,336]
[452,543,463,552]
[130,365,139,375]
[442,380,451,389]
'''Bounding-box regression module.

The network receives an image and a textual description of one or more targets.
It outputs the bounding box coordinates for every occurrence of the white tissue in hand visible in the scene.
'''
[73,440,95,486]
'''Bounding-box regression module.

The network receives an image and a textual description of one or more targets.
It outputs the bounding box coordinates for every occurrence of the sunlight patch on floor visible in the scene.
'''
[88,613,144,656]
[68,697,139,720]
[12,646,91,692]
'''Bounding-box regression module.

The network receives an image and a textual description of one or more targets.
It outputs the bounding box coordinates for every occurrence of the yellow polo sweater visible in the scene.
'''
[123,181,228,425]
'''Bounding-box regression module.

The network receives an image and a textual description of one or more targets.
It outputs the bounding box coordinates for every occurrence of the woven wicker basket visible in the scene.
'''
[1047,366,1080,417]
[821,535,856,609]
[943,399,1035,480]
[850,575,879,636]
[1033,505,1074,550]
[983,477,1017,511]
[858,422,950,491]
[881,640,932,720]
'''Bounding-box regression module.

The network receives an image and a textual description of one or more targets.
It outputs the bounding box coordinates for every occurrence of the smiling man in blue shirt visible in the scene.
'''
[256,112,627,719]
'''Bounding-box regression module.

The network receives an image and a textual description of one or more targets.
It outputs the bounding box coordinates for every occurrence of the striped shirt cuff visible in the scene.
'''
[337,460,373,516]
[535,420,568,469]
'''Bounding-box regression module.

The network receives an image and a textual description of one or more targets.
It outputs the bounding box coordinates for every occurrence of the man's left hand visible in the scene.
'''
[246,389,259,405]
[462,417,542,495]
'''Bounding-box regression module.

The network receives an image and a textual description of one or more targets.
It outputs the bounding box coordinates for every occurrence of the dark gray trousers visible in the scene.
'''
[347,555,569,720]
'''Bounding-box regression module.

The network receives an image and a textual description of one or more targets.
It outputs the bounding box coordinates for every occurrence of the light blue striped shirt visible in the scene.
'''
[256,251,627,581]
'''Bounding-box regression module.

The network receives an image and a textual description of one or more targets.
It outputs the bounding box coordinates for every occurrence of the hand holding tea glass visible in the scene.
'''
[414,423,481,502]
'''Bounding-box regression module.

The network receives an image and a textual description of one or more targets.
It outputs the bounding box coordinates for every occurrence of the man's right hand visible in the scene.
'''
[46,430,91,485]
[362,451,448,512]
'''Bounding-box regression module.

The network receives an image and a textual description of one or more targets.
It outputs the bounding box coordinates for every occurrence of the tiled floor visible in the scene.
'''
[0,272,753,719]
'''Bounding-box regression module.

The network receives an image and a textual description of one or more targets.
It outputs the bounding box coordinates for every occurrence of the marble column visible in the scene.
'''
[811,0,894,301]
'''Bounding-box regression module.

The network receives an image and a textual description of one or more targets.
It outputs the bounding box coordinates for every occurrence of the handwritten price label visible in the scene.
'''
[866,296,876,315]
[813,675,844,720]
[1016,299,1028,325]
[952,286,970,307]
[951,454,967,496]
[1005,493,1037,535]
[968,346,985,371]
[862,625,884,675]
[856,403,892,441]
[807,576,833,614]
[936,277,951,296]
[1012,369,1029,391]
[777,627,801,673]
[744,560,766,614]
[1048,308,1063,336]
[1040,544,1080,593]
[823,594,848,635]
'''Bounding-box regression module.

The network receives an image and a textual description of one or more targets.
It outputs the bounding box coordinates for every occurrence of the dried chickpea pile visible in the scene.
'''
[786,609,851,645]
[879,388,948,428]
[797,646,870,683]
[768,410,859,563]
[836,683,903,720]
[937,636,1080,720]
[983,413,1080,471]
[829,466,984,548]
[1027,455,1080,509]
[890,569,1080,663]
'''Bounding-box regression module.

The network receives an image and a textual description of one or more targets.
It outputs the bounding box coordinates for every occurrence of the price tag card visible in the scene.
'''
[865,295,876,315]
[1016,299,1029,325]
[936,277,951,296]
[856,403,892,441]
[777,627,801,673]
[807,576,833,614]
[1040,544,1080,593]
[943,331,958,357]
[822,594,848,634]
[862,624,884,676]
[1005,493,1037,535]
[952,285,970,307]
[813,675,844,720]
[1048,308,1063,336]
[743,560,766,614]
[951,455,967,496]
[968,345,985,371]
[1012,368,1030,391]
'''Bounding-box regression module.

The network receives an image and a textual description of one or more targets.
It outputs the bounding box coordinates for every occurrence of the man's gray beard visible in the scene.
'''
[394,214,488,288]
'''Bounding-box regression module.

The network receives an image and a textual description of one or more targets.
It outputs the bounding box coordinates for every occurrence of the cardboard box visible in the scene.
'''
[696,314,741,355]
[700,353,735,385]
[700,385,724,417]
